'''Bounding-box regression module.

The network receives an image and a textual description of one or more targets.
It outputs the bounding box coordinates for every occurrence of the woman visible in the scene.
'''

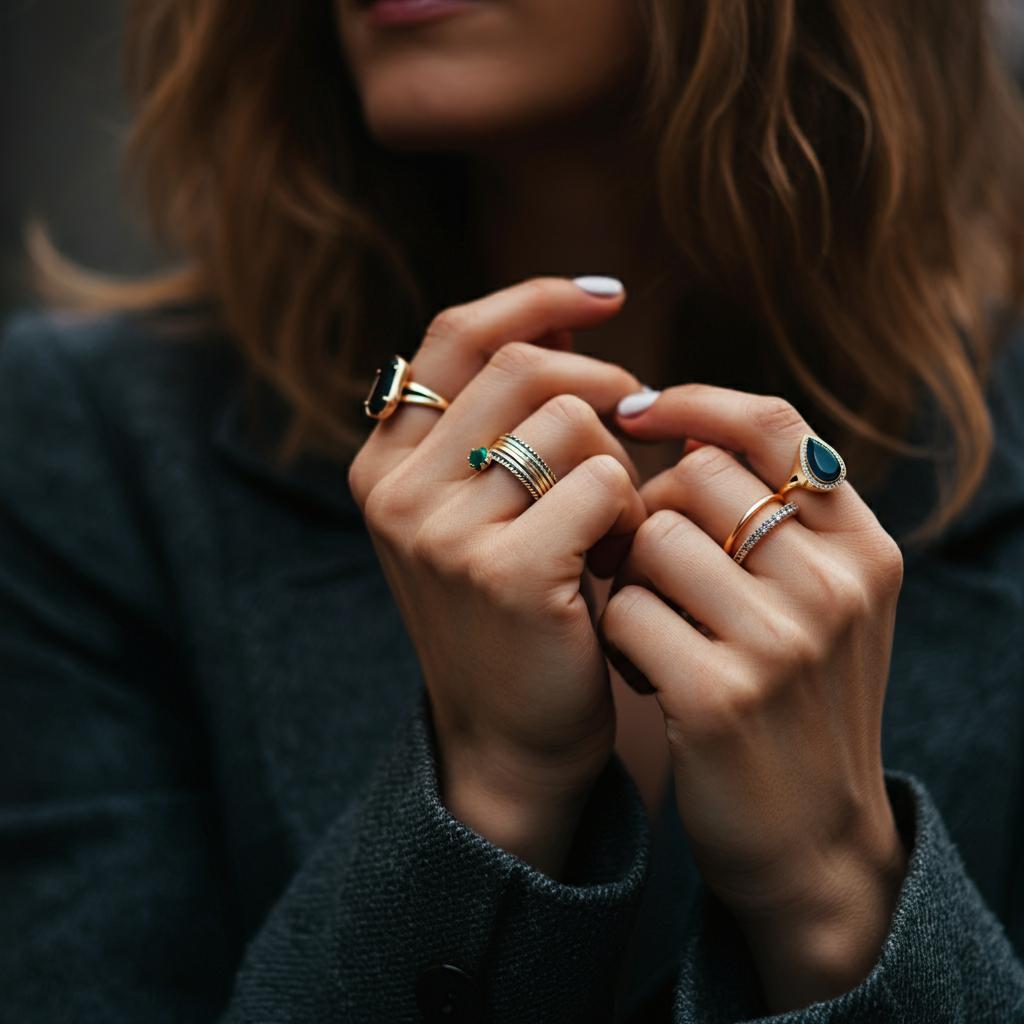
[3,0,1024,1020]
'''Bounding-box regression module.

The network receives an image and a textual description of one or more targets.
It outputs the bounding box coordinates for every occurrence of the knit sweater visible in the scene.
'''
[1,307,1022,1022]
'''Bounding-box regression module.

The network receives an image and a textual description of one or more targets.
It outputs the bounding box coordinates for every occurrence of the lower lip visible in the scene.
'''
[364,0,479,28]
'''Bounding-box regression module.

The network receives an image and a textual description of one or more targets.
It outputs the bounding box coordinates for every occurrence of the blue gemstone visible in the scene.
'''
[806,438,841,482]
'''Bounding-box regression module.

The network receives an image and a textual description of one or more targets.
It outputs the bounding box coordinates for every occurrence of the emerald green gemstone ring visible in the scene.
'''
[467,446,491,471]
[466,432,558,503]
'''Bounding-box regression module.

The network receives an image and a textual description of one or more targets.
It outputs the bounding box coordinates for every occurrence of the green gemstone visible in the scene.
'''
[468,447,489,470]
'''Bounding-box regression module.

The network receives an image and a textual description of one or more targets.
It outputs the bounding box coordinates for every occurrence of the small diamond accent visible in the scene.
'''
[733,502,800,565]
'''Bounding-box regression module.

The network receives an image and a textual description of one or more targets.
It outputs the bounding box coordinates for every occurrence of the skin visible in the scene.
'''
[338,0,910,1012]
[337,0,648,150]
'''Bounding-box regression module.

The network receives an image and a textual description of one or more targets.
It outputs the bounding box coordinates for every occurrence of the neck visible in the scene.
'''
[464,125,687,388]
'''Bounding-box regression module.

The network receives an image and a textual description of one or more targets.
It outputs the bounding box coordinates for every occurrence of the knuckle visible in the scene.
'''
[425,305,472,344]
[688,673,762,741]
[536,583,586,628]
[409,515,458,569]
[346,453,371,509]
[466,546,516,604]
[363,481,412,543]
[764,613,818,669]
[676,444,737,485]
[635,507,688,550]
[541,392,599,432]
[873,534,905,593]
[580,453,631,494]
[718,678,766,726]
[823,564,874,619]
[749,394,805,436]
[600,584,648,640]
[488,339,545,378]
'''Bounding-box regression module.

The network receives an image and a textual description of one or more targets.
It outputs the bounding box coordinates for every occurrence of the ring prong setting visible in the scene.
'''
[468,446,491,471]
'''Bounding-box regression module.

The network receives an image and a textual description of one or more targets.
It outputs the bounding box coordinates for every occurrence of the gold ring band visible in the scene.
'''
[723,493,784,557]
[467,432,558,502]
[733,502,800,565]
[490,436,554,497]
[494,434,557,492]
[364,354,450,420]
[488,448,544,500]
[400,381,449,409]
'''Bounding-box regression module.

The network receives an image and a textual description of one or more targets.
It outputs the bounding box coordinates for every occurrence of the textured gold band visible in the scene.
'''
[488,448,544,500]
[732,502,800,565]
[493,434,557,492]
[489,436,554,498]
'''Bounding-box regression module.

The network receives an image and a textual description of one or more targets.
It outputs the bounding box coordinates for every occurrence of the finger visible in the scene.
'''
[599,585,721,711]
[499,453,647,584]
[639,444,815,578]
[617,383,866,534]
[374,276,626,450]
[454,392,639,524]
[615,509,771,641]
[423,346,638,485]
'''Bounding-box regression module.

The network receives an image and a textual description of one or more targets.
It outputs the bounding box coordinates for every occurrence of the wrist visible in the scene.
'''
[436,737,607,880]
[441,770,593,879]
[731,815,909,1012]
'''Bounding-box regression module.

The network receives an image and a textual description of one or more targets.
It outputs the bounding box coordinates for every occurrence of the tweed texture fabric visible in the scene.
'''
[1,308,1023,1022]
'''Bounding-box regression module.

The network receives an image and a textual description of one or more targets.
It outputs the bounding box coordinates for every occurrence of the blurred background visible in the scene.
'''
[3,0,1024,320]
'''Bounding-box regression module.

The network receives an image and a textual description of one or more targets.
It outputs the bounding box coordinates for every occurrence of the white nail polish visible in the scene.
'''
[572,275,624,297]
[617,387,661,417]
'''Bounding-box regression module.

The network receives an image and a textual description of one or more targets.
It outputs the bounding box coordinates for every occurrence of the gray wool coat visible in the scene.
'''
[1,306,1023,1023]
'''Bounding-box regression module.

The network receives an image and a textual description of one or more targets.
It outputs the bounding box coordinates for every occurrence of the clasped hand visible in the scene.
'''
[347,278,909,1011]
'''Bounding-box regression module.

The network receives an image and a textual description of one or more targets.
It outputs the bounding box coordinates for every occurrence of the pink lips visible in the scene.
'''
[363,0,479,28]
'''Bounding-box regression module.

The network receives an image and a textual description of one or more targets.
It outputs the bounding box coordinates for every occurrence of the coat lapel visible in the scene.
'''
[209,374,424,858]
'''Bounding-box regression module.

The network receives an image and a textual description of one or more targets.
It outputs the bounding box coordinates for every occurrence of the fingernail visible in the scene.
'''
[617,386,660,418]
[573,275,624,298]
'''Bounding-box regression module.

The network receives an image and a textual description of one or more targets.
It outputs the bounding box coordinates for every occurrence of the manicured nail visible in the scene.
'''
[572,275,624,298]
[617,386,660,418]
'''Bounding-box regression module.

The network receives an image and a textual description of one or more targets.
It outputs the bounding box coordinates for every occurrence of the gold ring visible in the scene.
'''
[775,434,846,499]
[364,354,450,420]
[467,433,558,502]
[732,502,800,565]
[722,493,784,557]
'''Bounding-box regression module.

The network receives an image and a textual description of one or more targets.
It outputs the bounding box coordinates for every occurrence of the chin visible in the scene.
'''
[358,68,551,151]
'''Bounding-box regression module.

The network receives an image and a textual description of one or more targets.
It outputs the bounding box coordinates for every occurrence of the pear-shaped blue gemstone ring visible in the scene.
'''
[775,434,847,498]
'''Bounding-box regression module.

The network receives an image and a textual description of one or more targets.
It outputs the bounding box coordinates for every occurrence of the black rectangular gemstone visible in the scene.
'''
[366,356,404,416]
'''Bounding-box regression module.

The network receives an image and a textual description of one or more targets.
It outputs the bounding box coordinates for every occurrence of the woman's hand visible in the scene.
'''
[601,384,909,1011]
[347,278,646,878]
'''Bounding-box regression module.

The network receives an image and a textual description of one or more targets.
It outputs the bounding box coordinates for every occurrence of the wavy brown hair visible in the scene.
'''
[27,0,1024,548]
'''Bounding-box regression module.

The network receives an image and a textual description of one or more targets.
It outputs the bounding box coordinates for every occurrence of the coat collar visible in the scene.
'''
[211,366,363,522]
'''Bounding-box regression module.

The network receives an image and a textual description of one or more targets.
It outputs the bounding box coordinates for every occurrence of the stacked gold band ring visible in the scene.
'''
[732,502,800,564]
[723,434,846,565]
[723,492,785,557]
[467,433,557,502]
